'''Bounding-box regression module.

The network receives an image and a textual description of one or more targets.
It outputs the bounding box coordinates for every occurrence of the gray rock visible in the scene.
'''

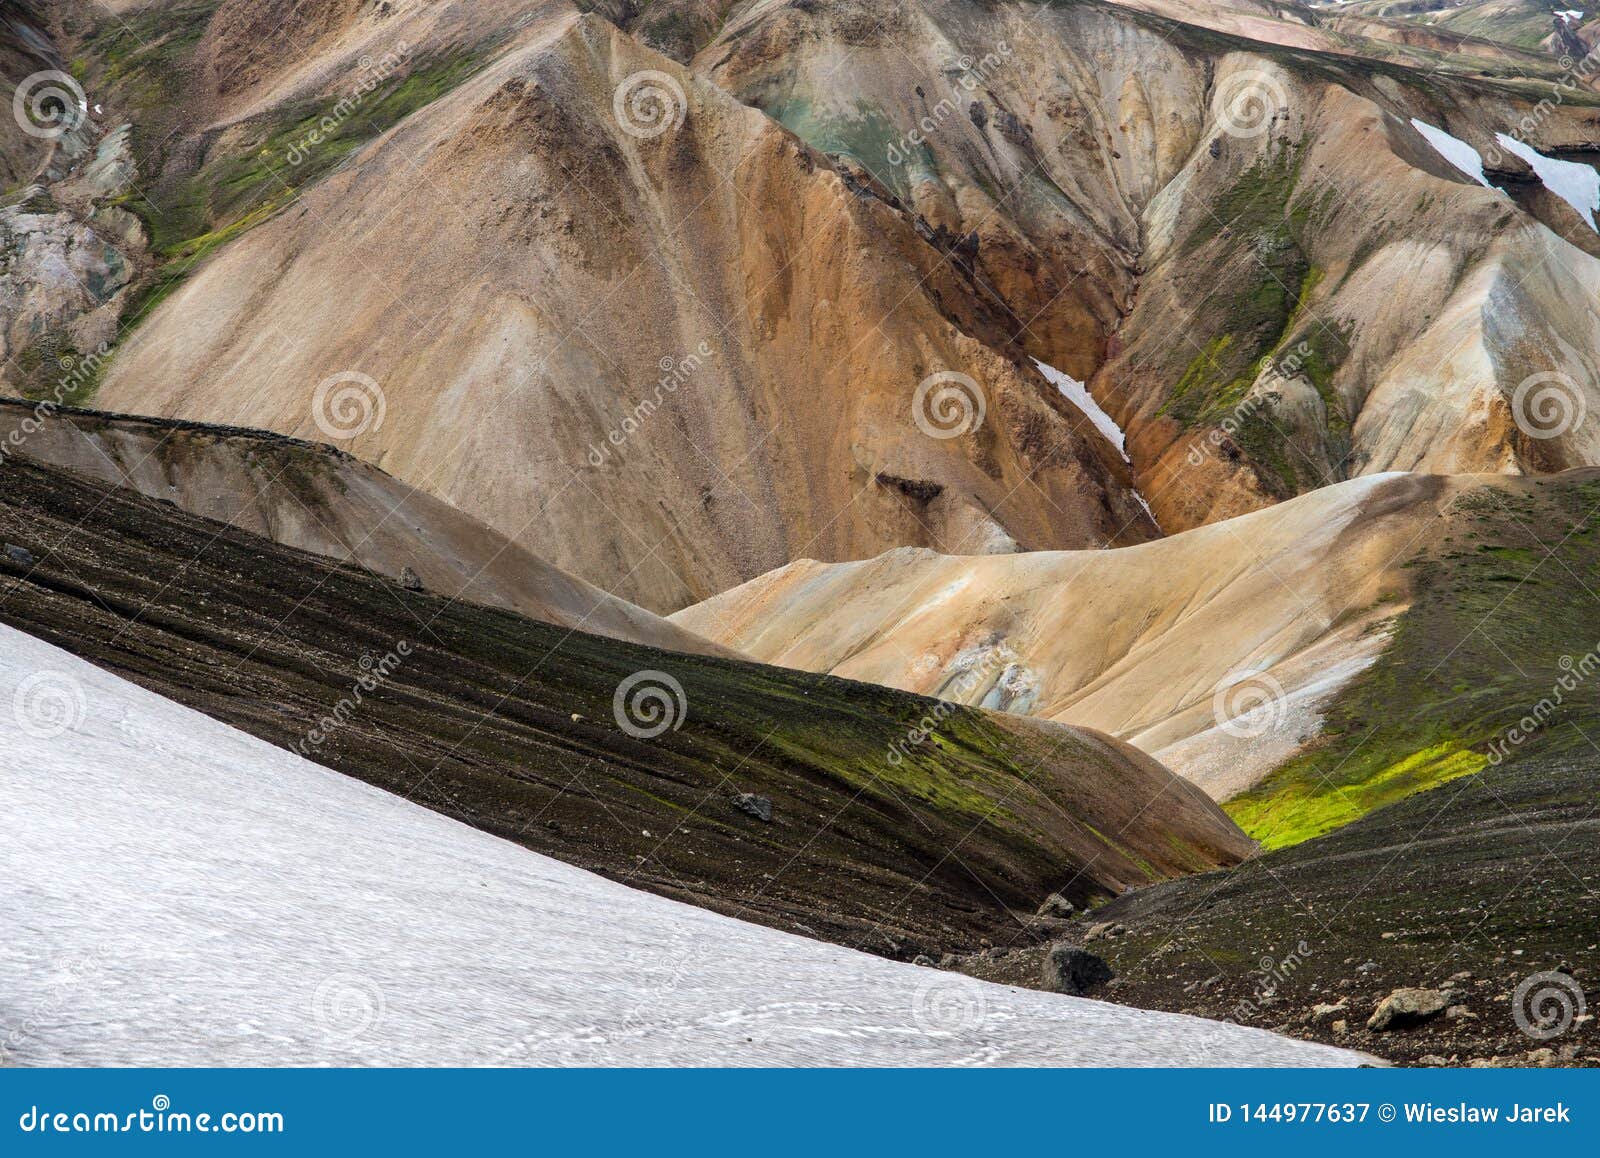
[732,793,772,823]
[1309,1000,1348,1024]
[1367,987,1448,1032]
[1041,944,1114,996]
[1035,892,1076,919]
[400,566,424,591]
[4,543,35,566]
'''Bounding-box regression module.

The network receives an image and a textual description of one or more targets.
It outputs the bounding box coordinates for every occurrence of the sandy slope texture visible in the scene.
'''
[0,399,729,656]
[0,621,1363,1066]
[92,6,1152,614]
[674,472,1486,798]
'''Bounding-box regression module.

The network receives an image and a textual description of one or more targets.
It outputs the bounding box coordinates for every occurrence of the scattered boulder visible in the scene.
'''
[732,793,772,823]
[1035,892,1075,919]
[400,566,424,591]
[1310,1000,1349,1024]
[1367,987,1448,1032]
[3,543,35,566]
[1041,944,1114,996]
[912,954,936,967]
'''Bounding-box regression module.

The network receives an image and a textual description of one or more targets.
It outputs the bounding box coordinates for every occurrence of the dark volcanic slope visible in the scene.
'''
[954,474,1600,1065]
[1083,742,1600,1067]
[0,455,1249,957]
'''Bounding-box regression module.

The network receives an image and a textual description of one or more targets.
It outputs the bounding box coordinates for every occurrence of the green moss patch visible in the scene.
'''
[1229,476,1600,848]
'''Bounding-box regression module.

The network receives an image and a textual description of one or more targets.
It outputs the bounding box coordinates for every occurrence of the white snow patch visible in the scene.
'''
[0,623,1363,1067]
[1033,359,1160,528]
[1410,118,1491,187]
[1034,359,1129,462]
[1494,132,1600,231]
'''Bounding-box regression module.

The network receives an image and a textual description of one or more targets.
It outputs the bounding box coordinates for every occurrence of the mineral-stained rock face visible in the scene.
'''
[698,0,1600,533]
[93,9,1154,613]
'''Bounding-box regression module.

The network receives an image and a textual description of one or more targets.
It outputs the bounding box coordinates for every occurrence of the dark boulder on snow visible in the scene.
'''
[1042,944,1114,996]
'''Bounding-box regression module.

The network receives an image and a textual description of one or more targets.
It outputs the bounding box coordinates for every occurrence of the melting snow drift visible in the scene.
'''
[1494,132,1600,230]
[1034,359,1130,462]
[1410,119,1599,232]
[1410,118,1491,187]
[0,623,1364,1067]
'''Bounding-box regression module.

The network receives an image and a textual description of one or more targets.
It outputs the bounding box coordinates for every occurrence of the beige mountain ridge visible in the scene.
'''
[89,1,1155,615]
[673,471,1517,800]
[0,399,728,656]
[57,0,1600,625]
